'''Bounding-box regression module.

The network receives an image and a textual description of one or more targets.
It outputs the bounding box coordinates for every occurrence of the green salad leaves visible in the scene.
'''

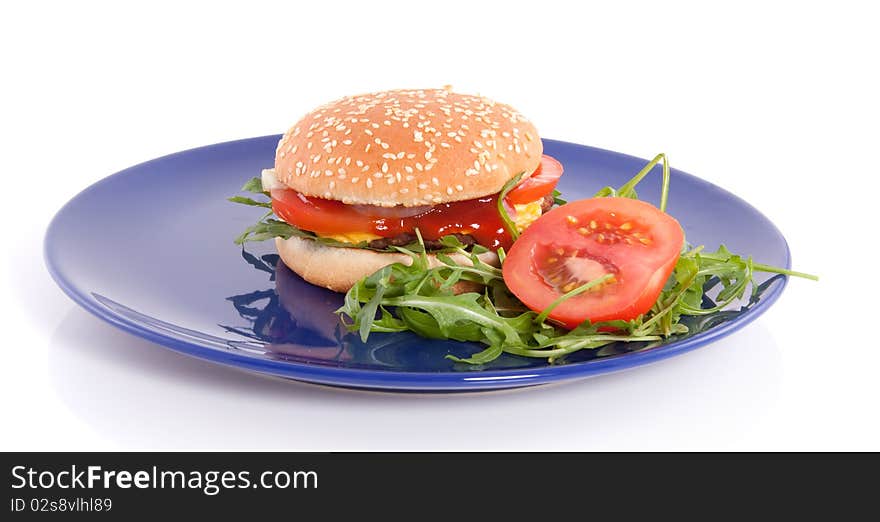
[230,154,817,365]
[334,153,817,364]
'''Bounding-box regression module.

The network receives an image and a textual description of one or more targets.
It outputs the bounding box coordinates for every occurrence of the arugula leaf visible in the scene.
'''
[227,196,272,208]
[241,176,266,194]
[496,172,525,240]
[552,189,567,206]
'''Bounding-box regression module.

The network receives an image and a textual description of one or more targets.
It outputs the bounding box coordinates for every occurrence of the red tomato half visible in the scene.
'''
[271,154,563,250]
[502,198,685,329]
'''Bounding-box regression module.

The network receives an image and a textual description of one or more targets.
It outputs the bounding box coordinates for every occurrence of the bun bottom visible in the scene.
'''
[275,236,499,293]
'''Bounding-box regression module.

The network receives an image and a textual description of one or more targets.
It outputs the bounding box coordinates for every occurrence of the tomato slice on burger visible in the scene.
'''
[271,154,564,249]
[505,155,564,205]
[502,197,685,329]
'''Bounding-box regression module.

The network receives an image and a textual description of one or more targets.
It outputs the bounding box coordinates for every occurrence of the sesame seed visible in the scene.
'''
[446,187,454,195]
[418,183,428,189]
[455,184,463,191]
[366,178,373,188]
[351,177,360,183]
[432,177,440,186]
[343,139,352,145]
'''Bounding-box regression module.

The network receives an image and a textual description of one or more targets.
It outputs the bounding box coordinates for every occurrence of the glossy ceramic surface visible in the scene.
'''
[45,136,790,391]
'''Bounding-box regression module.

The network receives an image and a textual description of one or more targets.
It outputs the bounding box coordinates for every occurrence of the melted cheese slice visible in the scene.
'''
[319,231,383,243]
[513,199,544,232]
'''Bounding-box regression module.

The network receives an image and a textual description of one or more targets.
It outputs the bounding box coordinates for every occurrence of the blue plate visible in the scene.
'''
[45,136,790,391]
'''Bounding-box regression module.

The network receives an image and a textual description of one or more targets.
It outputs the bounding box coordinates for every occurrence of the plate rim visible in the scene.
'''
[44,135,792,391]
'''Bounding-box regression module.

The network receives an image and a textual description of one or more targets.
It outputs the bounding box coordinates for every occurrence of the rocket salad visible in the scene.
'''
[333,154,817,364]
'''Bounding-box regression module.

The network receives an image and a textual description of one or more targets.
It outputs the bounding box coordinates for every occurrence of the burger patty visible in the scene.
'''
[366,193,555,251]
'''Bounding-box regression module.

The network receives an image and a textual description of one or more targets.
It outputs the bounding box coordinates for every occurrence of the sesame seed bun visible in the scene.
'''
[275,236,499,293]
[274,88,542,207]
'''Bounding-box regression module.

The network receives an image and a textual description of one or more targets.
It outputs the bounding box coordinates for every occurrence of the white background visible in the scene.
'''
[2,1,877,450]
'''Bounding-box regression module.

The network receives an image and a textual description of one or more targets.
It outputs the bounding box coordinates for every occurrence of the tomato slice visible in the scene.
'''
[502,198,684,329]
[271,154,563,249]
[272,188,510,248]
[505,155,564,205]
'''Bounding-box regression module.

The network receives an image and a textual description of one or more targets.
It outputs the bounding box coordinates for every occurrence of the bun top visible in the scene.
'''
[273,88,542,207]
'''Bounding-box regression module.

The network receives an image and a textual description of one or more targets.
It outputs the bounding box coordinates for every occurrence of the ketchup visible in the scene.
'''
[271,189,514,250]
[395,195,511,250]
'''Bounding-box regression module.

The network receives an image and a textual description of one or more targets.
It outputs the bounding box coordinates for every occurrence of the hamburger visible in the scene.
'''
[244,88,564,292]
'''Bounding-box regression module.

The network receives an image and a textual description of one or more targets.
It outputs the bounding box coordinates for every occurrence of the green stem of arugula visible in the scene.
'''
[534,273,615,325]
[614,153,670,212]
[698,253,819,281]
[497,172,526,241]
[634,270,700,335]
[507,334,662,359]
